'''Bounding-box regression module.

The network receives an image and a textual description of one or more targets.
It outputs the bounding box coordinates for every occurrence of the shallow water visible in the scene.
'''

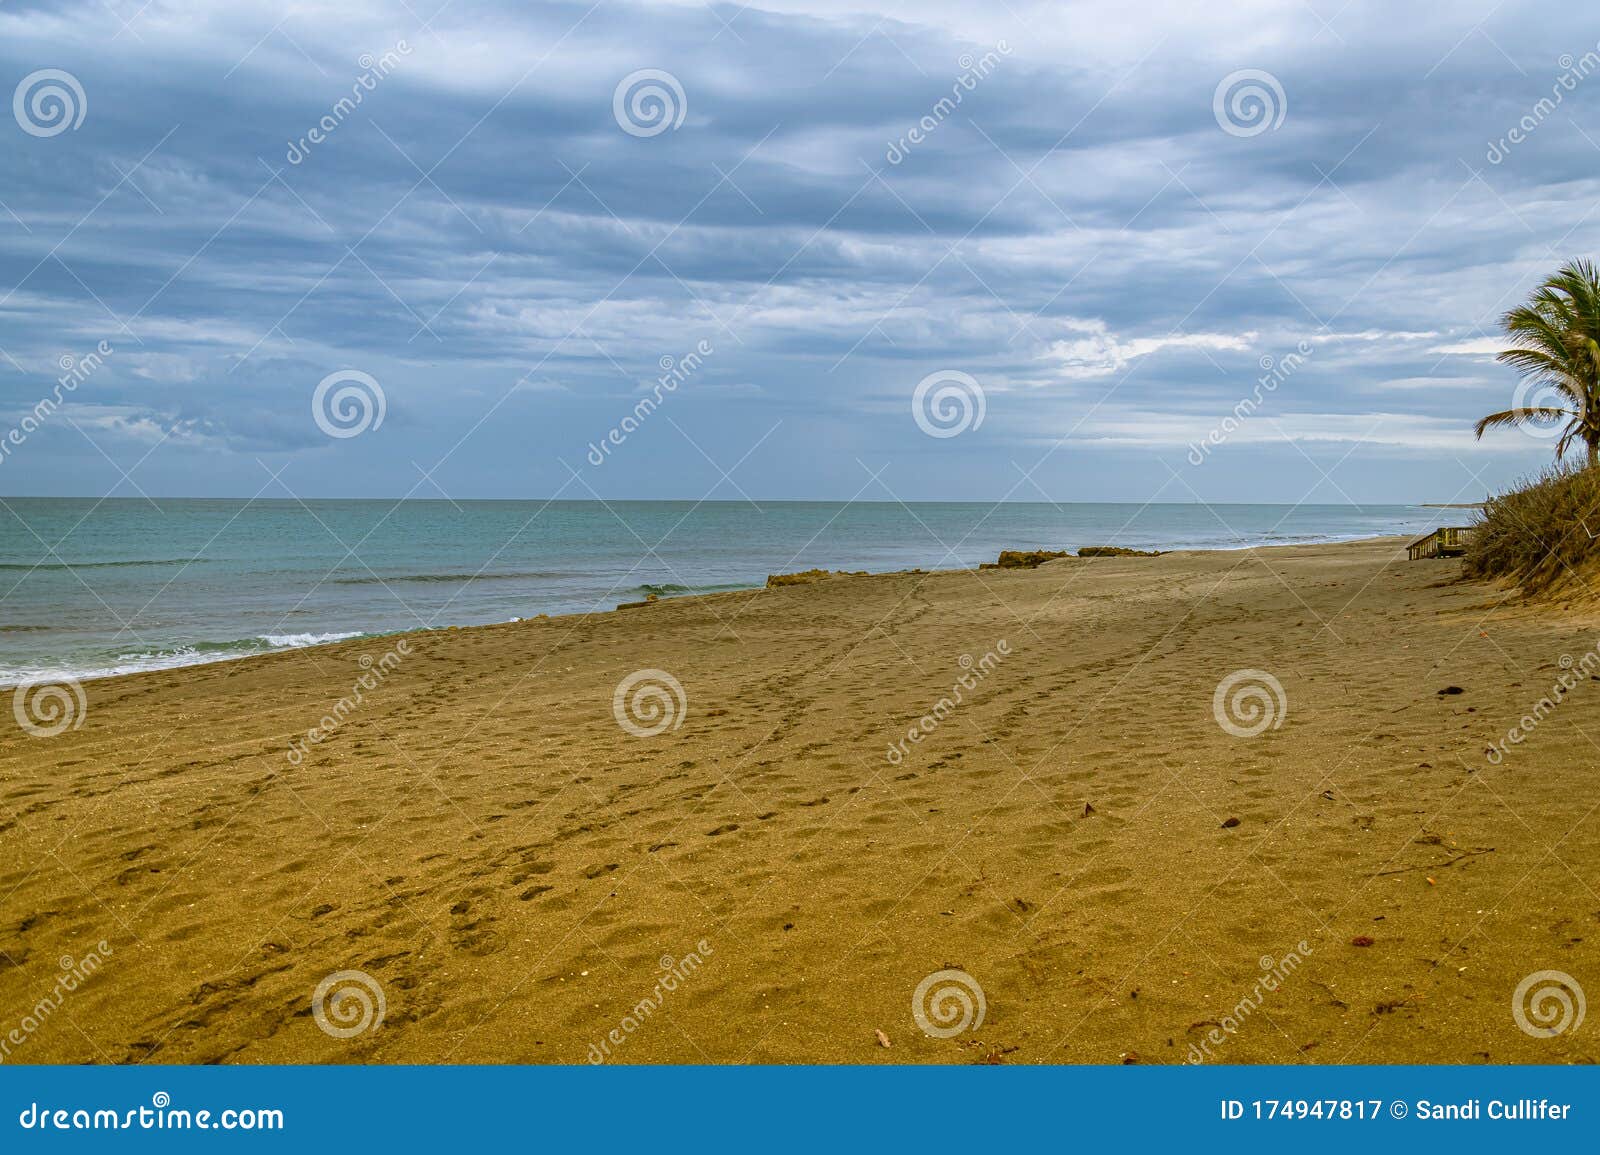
[0,498,1439,682]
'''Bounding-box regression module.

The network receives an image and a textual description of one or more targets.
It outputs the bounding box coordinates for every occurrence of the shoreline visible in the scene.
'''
[8,535,1600,1064]
[5,532,1422,689]
[7,534,1598,1064]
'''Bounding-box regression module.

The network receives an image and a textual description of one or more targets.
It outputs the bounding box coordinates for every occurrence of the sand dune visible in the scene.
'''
[3,537,1598,1064]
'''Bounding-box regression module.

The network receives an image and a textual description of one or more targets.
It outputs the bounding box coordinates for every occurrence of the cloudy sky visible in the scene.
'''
[0,0,1596,503]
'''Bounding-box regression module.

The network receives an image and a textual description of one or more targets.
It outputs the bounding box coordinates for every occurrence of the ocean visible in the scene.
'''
[0,498,1441,684]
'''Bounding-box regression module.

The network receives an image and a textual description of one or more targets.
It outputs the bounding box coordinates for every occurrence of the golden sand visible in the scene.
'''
[3,537,1598,1064]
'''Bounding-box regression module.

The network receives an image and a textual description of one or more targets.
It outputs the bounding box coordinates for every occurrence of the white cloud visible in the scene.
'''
[1361,374,1501,392]
[1309,329,1441,343]
[1053,408,1482,452]
[1042,321,1255,379]
[1428,336,1504,356]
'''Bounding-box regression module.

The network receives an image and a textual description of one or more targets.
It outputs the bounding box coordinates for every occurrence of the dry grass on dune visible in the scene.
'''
[1465,466,1600,596]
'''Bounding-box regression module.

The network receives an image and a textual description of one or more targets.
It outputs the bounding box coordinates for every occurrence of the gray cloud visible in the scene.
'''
[0,0,1595,501]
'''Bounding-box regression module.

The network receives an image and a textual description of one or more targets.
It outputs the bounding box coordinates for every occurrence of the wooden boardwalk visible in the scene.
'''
[1407,526,1472,560]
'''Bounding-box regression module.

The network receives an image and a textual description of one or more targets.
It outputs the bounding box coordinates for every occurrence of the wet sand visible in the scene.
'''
[3,536,1599,1064]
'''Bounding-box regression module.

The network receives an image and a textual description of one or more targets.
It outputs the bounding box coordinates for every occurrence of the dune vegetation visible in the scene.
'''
[1466,261,1600,592]
[1465,464,1600,593]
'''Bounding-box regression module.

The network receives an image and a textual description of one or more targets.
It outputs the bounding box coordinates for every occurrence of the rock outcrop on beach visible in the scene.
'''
[977,545,1163,570]
[766,568,868,587]
[1077,545,1162,557]
[979,549,1072,570]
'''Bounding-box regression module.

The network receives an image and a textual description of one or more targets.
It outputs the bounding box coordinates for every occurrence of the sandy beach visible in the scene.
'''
[3,536,1598,1065]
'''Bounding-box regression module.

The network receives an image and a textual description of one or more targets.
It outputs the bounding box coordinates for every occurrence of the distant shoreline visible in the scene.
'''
[4,535,1415,688]
[0,499,1440,687]
[2,495,1438,506]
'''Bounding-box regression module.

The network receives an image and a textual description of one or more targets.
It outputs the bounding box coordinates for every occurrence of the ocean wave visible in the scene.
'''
[0,558,207,570]
[1157,530,1418,553]
[331,571,572,585]
[0,631,369,687]
[635,581,754,597]
[258,631,363,647]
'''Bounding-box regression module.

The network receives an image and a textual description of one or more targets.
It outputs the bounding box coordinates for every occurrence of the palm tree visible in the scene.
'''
[1474,258,1600,468]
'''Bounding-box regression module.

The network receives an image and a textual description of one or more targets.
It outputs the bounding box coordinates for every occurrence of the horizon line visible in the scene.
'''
[0,494,1449,507]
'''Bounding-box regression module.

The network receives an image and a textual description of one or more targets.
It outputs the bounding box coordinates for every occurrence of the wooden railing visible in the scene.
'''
[1406,526,1473,560]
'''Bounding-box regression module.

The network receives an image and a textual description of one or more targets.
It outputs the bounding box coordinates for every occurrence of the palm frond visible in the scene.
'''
[1556,423,1582,460]
[1472,407,1573,439]
[1502,307,1576,357]
[1496,348,1575,384]
[1484,259,1600,468]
